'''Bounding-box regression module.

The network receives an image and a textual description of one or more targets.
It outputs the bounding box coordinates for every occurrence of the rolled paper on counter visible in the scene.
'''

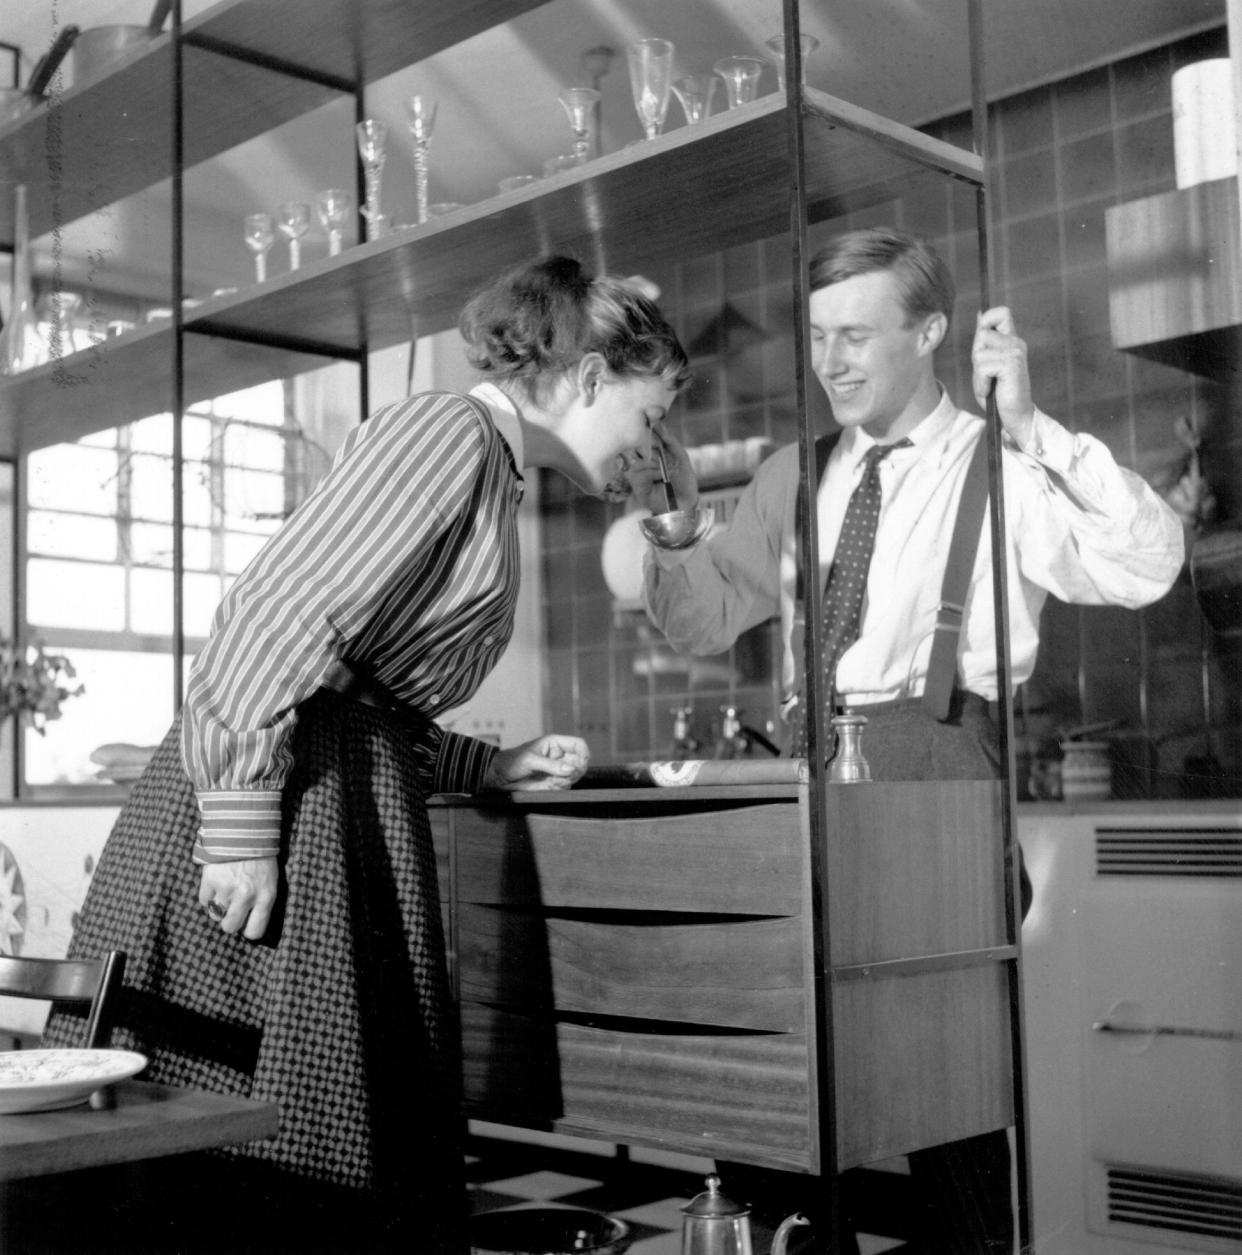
[576,758,809,788]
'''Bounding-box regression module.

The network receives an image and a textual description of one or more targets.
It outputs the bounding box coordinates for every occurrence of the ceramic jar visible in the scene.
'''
[1059,739,1112,802]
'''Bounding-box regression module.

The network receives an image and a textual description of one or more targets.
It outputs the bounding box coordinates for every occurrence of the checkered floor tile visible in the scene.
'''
[464,1135,909,1254]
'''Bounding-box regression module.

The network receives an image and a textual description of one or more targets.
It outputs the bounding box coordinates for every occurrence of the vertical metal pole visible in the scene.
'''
[11,454,26,796]
[783,0,842,1240]
[967,1,1032,1251]
[353,89,370,422]
[171,0,185,712]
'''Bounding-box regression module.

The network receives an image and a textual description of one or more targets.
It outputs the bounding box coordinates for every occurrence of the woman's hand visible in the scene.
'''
[482,734,590,791]
[198,858,279,941]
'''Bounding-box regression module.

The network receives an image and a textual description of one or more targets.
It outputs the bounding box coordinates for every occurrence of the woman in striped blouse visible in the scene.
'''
[49,255,690,1253]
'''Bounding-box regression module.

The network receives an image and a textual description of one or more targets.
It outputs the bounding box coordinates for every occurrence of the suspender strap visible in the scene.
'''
[922,428,990,721]
[790,432,840,702]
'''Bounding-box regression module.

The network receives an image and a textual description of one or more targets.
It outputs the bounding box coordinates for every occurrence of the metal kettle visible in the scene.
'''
[680,1175,810,1255]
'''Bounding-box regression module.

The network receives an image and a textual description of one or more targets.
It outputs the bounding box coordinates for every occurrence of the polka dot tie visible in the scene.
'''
[791,440,909,756]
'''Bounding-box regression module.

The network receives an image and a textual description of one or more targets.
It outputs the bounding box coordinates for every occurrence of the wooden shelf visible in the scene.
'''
[0,89,979,455]
[1106,177,1242,380]
[0,0,549,247]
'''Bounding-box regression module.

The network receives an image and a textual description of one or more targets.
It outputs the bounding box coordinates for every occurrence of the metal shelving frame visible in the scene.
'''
[0,4,1030,1245]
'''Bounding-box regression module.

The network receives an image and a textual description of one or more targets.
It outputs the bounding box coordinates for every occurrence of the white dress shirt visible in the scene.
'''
[644,390,1184,707]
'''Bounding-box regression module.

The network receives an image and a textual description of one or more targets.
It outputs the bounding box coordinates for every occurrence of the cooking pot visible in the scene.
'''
[1190,522,1242,636]
[469,1207,630,1255]
[73,25,154,87]
[0,24,78,125]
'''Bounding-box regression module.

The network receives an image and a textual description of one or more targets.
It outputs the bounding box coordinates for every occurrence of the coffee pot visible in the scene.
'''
[680,1175,811,1255]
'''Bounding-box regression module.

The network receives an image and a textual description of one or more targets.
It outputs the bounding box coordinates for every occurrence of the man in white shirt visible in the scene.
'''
[636,227,1184,1252]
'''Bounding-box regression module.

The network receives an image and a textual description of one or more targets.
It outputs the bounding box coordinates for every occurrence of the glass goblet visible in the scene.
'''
[627,38,675,141]
[714,56,766,109]
[404,94,438,225]
[559,86,600,164]
[355,119,389,242]
[315,188,352,257]
[672,74,717,125]
[763,33,820,92]
[242,212,275,283]
[277,201,310,272]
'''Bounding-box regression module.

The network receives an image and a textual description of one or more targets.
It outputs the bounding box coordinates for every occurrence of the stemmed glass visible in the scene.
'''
[559,86,600,164]
[627,38,675,141]
[714,56,766,109]
[242,212,275,283]
[315,188,352,257]
[277,201,310,271]
[763,33,820,92]
[672,74,717,125]
[404,94,438,225]
[355,119,389,241]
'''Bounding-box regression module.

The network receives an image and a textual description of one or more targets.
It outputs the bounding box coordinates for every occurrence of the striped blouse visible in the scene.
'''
[182,389,524,863]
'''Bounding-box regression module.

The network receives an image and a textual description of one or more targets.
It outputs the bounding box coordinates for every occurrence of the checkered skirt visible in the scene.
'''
[46,690,465,1246]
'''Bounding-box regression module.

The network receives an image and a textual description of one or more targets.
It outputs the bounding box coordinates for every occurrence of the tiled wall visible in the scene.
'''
[541,26,1242,798]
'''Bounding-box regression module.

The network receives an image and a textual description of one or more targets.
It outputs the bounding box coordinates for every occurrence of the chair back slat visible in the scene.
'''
[0,951,127,1049]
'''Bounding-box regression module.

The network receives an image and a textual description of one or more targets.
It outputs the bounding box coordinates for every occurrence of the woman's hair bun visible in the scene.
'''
[459,253,689,401]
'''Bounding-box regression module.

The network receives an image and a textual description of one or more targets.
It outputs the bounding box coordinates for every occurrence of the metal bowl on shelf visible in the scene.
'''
[73,26,154,86]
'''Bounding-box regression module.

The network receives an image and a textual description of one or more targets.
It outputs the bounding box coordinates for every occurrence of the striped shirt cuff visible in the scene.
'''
[193,790,283,864]
[434,730,498,796]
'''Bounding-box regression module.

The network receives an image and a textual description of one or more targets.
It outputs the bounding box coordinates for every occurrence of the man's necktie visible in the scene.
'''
[791,440,908,756]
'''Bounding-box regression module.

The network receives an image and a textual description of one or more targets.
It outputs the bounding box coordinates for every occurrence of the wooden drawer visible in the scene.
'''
[452,802,805,915]
[460,1003,815,1172]
[458,904,806,1032]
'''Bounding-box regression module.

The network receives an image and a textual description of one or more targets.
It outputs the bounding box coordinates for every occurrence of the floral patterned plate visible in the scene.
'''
[0,1049,147,1114]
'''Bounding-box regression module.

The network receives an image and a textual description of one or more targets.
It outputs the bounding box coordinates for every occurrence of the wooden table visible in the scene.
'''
[0,1080,279,1182]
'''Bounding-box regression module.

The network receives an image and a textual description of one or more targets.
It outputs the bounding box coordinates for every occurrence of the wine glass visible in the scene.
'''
[763,33,820,92]
[404,93,438,225]
[242,212,275,283]
[277,201,310,271]
[562,85,604,164]
[315,188,352,257]
[672,74,717,125]
[355,119,389,241]
[714,56,766,109]
[627,38,675,140]
[559,86,600,164]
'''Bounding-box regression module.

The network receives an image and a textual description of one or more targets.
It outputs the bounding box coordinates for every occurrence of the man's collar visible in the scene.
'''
[839,386,955,460]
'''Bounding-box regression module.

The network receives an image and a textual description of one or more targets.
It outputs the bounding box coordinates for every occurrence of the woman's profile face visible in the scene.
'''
[579,373,679,499]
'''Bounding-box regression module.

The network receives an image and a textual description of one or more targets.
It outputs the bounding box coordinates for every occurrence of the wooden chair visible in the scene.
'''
[0,951,127,1049]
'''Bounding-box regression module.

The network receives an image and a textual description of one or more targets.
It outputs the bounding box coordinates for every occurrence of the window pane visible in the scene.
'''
[182,526,214,571]
[184,572,225,639]
[182,414,215,461]
[215,381,283,424]
[129,522,174,567]
[23,647,173,785]
[224,467,285,524]
[130,453,174,523]
[27,446,118,514]
[129,413,174,455]
[28,559,125,631]
[224,424,285,472]
[131,567,174,635]
[27,510,116,561]
[182,461,214,528]
[225,529,270,574]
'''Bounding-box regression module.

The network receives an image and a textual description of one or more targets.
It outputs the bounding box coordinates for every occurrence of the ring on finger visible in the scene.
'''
[206,900,227,921]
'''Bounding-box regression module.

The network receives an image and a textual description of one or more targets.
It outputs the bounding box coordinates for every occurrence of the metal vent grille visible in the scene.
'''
[1106,1165,1242,1246]
[1095,827,1242,877]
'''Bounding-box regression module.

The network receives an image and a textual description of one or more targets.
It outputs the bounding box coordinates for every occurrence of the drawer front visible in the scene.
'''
[458,904,807,1032]
[461,1003,815,1171]
[453,802,804,915]
[833,963,1013,1169]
